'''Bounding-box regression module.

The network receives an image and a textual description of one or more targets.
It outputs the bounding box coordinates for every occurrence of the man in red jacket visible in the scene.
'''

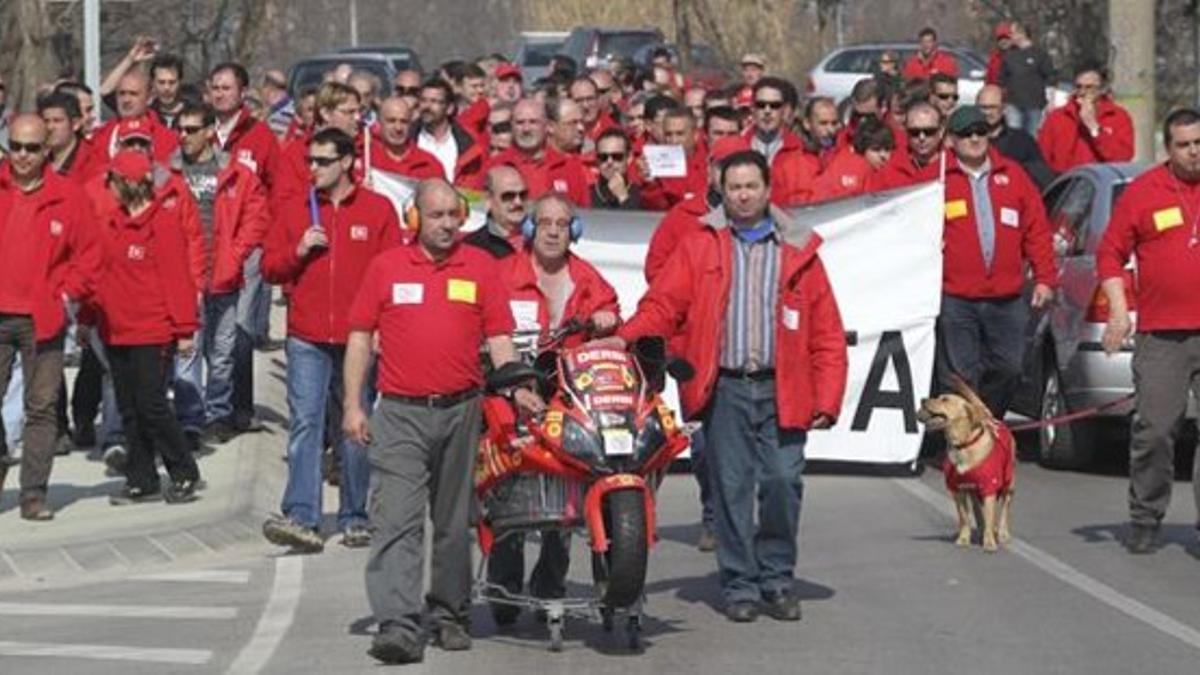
[743,77,819,207]
[39,92,93,185]
[813,118,895,201]
[936,106,1056,417]
[640,108,708,210]
[0,114,100,519]
[870,102,945,190]
[91,71,178,171]
[170,102,270,448]
[1096,108,1200,554]
[902,27,960,81]
[370,97,446,180]
[598,150,848,623]
[1037,63,1134,173]
[569,76,617,151]
[261,128,402,553]
[486,98,591,207]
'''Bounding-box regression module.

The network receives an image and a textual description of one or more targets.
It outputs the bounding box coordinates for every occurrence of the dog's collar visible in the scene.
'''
[953,425,988,450]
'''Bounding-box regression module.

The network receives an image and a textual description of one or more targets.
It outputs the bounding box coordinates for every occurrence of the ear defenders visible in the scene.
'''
[402,190,471,232]
[521,214,584,242]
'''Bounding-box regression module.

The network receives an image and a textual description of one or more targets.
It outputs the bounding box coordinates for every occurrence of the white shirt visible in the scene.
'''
[215,109,242,149]
[417,127,458,182]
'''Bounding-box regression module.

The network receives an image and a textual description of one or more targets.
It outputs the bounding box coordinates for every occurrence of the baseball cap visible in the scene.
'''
[494,63,522,81]
[740,53,766,68]
[116,118,153,144]
[994,22,1012,40]
[947,106,988,135]
[709,136,750,163]
[109,150,152,182]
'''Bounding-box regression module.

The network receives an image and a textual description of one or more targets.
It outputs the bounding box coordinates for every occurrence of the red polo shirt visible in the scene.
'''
[348,241,514,396]
[901,50,960,80]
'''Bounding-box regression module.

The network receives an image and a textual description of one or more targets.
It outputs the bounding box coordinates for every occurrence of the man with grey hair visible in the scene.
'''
[546,97,585,155]
[484,98,591,206]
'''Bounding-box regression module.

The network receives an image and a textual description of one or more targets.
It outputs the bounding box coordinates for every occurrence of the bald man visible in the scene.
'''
[370,97,446,180]
[464,165,529,258]
[977,84,1055,189]
[0,115,99,519]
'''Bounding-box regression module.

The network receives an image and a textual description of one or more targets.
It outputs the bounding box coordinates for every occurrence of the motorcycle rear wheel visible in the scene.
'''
[591,489,648,608]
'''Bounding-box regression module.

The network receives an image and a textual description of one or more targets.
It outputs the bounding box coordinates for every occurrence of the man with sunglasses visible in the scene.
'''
[392,69,423,122]
[0,114,100,519]
[591,129,641,209]
[937,105,1056,418]
[871,101,945,190]
[465,165,528,259]
[1037,63,1133,174]
[928,73,960,120]
[743,77,819,207]
[261,127,402,553]
[370,97,446,181]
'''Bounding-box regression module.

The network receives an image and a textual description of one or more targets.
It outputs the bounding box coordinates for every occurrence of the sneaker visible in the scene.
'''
[697,524,717,552]
[761,590,802,621]
[262,516,324,553]
[102,444,128,475]
[164,480,200,504]
[110,485,163,506]
[1125,523,1159,554]
[434,622,472,651]
[341,525,371,548]
[369,625,424,665]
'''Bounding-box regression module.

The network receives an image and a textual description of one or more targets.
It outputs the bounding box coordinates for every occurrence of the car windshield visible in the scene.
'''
[522,42,562,67]
[290,60,392,96]
[598,32,662,59]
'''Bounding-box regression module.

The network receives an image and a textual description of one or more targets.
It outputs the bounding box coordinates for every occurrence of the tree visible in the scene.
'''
[0,0,60,112]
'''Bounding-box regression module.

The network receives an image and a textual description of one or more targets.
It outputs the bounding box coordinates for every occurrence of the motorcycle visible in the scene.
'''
[473,321,692,652]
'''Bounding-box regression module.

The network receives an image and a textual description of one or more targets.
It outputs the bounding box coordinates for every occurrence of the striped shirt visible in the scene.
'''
[720,225,781,372]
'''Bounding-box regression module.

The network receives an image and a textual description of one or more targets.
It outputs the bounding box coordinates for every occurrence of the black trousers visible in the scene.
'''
[107,344,199,491]
[71,344,105,433]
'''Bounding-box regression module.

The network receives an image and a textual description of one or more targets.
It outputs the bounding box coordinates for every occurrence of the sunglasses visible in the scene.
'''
[306,155,342,167]
[935,92,960,101]
[498,189,528,203]
[178,125,207,136]
[8,141,43,154]
[596,86,612,96]
[906,126,941,139]
[394,86,420,97]
[490,121,513,134]
[754,100,785,111]
[597,152,627,163]
[956,125,991,139]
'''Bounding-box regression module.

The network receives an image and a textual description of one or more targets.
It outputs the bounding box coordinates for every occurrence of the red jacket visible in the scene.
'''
[1096,163,1200,331]
[456,98,491,144]
[985,49,1005,85]
[585,112,620,145]
[639,147,708,211]
[941,151,1057,299]
[942,420,1015,497]
[0,167,100,341]
[742,128,820,207]
[1037,97,1134,173]
[486,145,592,207]
[93,193,198,345]
[617,207,848,429]
[90,113,179,174]
[368,142,447,181]
[901,50,960,80]
[811,148,875,202]
[645,194,709,284]
[170,152,271,294]
[868,147,943,191]
[55,138,97,185]
[501,249,620,349]
[262,185,403,344]
[219,107,282,194]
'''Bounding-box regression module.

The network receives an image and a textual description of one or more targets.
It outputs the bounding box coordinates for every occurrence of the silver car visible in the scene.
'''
[514,31,568,88]
[807,42,988,105]
[1011,162,1149,468]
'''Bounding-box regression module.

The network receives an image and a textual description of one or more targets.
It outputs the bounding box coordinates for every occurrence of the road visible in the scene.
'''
[1,447,1198,674]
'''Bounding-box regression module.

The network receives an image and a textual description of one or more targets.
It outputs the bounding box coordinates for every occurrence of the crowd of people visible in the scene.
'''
[0,18,1196,665]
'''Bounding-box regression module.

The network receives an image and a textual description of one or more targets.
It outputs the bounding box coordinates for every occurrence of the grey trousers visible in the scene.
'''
[364,395,481,640]
[1129,331,1200,526]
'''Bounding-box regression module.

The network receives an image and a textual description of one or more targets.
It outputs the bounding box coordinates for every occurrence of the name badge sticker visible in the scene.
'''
[782,306,800,331]
[510,300,540,331]
[1000,207,1020,228]
[350,225,369,241]
[945,199,968,220]
[391,283,423,305]
[1153,207,1184,232]
[447,278,477,304]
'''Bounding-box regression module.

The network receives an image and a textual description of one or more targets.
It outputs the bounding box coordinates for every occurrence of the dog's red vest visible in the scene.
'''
[942,421,1015,497]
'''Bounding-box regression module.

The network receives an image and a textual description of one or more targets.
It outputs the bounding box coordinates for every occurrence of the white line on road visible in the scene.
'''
[226,556,304,674]
[893,477,1200,652]
[0,602,237,620]
[136,570,252,584]
[0,641,211,665]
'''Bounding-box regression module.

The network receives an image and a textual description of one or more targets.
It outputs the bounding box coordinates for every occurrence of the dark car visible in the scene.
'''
[558,27,665,70]
[287,52,401,98]
[630,42,731,89]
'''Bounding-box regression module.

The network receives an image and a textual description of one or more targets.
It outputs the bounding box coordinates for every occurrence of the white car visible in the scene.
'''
[807,42,989,105]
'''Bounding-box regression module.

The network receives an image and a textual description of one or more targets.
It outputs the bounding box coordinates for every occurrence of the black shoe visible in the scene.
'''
[110,485,163,506]
[202,420,238,445]
[434,622,472,651]
[725,600,759,623]
[762,591,802,621]
[369,626,424,665]
[164,479,200,504]
[73,423,96,449]
[232,415,266,434]
[491,603,520,627]
[1126,524,1160,554]
[184,430,203,455]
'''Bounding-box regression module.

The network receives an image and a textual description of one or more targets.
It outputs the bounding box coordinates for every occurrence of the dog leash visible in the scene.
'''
[1005,394,1136,432]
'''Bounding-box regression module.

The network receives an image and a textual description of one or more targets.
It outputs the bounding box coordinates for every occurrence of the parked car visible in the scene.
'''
[558,26,665,71]
[335,45,422,74]
[514,31,569,88]
[630,42,731,90]
[1009,162,1150,469]
[287,52,400,98]
[807,42,988,105]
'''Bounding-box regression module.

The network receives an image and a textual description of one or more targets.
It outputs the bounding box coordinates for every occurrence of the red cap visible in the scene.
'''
[734,87,753,109]
[109,150,152,182]
[116,118,153,144]
[709,136,750,163]
[494,63,522,81]
[994,22,1012,39]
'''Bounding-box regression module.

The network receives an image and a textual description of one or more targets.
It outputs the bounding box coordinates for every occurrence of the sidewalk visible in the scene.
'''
[0,307,290,584]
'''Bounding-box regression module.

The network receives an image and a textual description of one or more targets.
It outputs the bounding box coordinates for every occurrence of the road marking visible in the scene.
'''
[226,556,303,674]
[0,602,237,620]
[136,570,251,584]
[0,640,211,665]
[893,478,1200,652]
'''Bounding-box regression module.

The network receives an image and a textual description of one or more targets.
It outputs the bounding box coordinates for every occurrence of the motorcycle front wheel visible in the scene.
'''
[591,488,648,608]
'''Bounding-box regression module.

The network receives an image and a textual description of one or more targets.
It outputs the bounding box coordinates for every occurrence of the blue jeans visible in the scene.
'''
[691,426,713,527]
[702,375,806,604]
[233,250,267,423]
[176,292,240,431]
[1004,104,1044,138]
[935,294,1029,418]
[282,337,373,531]
[86,334,125,447]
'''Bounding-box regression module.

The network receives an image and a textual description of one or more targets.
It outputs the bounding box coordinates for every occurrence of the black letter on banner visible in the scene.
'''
[851,330,917,433]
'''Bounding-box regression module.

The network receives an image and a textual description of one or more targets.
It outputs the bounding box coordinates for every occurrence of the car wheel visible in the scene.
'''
[1038,357,1096,470]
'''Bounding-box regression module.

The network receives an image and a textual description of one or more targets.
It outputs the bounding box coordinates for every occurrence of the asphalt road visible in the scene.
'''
[2,447,1199,675]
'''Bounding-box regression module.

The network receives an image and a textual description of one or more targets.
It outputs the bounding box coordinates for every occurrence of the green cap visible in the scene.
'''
[947,105,988,135]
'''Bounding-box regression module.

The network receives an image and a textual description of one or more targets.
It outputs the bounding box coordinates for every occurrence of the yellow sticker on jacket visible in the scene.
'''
[945,199,969,219]
[447,278,477,304]
[1153,207,1184,231]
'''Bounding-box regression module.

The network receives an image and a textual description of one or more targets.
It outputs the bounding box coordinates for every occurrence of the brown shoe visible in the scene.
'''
[19,494,55,521]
